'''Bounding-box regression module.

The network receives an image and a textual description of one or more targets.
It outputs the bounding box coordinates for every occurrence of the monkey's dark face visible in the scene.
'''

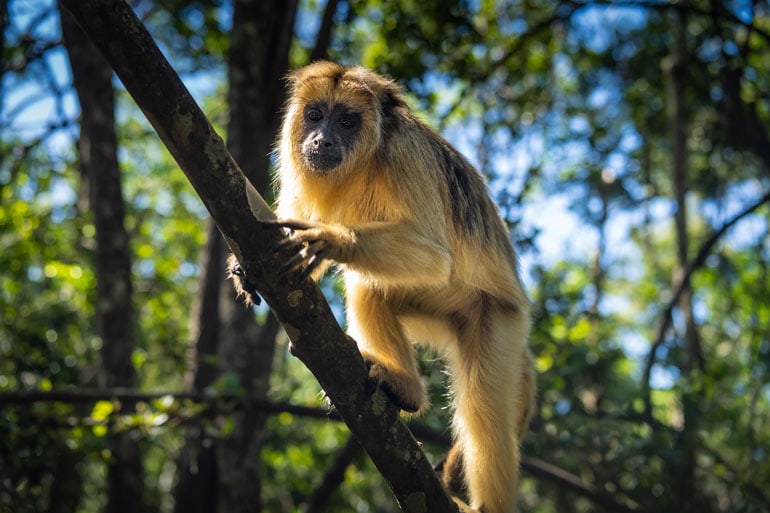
[300,102,362,173]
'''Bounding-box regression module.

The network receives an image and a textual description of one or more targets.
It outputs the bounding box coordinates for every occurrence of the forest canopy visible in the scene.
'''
[1,1,769,513]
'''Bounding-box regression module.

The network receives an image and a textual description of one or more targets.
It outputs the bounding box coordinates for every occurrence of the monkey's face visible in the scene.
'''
[299,102,362,173]
[283,62,401,178]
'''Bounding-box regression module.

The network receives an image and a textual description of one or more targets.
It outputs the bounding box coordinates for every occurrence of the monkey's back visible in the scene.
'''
[380,114,527,310]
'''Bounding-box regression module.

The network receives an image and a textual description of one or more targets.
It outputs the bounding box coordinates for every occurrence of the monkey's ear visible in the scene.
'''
[380,89,402,113]
[379,88,407,131]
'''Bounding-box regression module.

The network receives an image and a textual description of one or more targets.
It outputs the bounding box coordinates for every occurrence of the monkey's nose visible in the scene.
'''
[313,137,332,148]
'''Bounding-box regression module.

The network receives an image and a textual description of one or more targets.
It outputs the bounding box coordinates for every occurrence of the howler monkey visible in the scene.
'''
[231,61,535,513]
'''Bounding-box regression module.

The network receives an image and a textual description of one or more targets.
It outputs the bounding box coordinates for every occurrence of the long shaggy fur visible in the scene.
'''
[274,61,535,513]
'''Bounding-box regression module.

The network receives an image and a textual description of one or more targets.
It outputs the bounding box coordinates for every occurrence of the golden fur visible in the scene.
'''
[274,61,535,513]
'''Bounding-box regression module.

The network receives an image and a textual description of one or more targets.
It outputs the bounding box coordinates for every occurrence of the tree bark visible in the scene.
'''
[173,221,222,513]
[59,7,145,513]
[215,2,296,511]
[58,1,458,511]
[174,2,298,512]
[309,0,340,63]
[662,11,708,513]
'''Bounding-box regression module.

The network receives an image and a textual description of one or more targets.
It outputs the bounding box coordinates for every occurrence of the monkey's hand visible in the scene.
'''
[270,219,355,280]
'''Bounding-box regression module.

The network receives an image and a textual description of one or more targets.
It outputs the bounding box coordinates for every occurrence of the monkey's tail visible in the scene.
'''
[448,310,531,513]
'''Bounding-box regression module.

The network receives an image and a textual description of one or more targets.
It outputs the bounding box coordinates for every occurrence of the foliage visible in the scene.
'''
[2,0,770,512]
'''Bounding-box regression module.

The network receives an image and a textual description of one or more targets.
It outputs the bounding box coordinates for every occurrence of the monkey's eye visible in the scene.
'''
[305,108,323,123]
[338,115,355,129]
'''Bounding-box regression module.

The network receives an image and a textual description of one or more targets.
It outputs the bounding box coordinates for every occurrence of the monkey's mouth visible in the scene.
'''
[302,149,342,173]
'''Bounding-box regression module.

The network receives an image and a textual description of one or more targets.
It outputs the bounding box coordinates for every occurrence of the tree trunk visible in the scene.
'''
[175,1,298,512]
[309,0,340,63]
[57,1,460,509]
[662,11,708,513]
[216,3,297,511]
[225,0,296,193]
[60,8,145,513]
[172,222,222,513]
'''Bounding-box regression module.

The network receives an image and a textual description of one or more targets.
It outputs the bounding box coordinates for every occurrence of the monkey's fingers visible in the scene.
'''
[278,240,329,277]
[272,228,325,253]
[272,226,328,252]
[236,275,262,306]
[272,235,304,253]
[265,219,316,231]
[297,249,330,281]
[278,249,309,275]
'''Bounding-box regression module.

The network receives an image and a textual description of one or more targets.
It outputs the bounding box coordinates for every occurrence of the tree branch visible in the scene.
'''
[57,1,456,511]
[309,0,340,62]
[303,434,363,513]
[0,388,339,419]
[572,0,770,45]
[642,187,770,419]
[0,387,647,512]
[524,458,641,513]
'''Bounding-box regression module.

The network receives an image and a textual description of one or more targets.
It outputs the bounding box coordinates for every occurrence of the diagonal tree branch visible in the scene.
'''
[0,387,648,512]
[642,187,770,419]
[573,0,770,45]
[57,1,457,511]
[303,434,364,513]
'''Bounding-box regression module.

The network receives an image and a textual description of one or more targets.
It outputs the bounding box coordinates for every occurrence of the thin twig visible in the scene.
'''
[642,188,770,419]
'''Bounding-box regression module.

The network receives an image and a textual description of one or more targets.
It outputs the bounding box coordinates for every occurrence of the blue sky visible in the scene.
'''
[6,0,767,393]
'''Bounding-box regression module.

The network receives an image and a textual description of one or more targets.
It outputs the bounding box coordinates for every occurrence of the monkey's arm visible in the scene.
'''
[272,219,451,287]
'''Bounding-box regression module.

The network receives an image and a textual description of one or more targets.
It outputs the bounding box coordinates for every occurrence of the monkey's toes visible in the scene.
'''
[227,255,262,305]
[364,358,427,413]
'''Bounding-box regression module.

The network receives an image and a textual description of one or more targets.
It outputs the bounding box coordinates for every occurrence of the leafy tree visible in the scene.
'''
[2,1,770,512]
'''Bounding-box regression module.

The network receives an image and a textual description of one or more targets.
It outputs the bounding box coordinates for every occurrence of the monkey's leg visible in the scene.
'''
[346,280,428,413]
[448,309,532,513]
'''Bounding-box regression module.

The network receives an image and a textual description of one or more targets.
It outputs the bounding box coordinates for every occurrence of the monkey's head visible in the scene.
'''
[281,61,407,177]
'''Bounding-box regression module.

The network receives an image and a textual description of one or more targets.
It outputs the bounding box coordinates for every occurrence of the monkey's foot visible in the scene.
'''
[361,353,427,413]
[437,444,467,498]
[226,254,262,306]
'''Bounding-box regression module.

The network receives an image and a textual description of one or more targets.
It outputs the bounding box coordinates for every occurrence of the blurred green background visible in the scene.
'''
[1,1,769,512]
